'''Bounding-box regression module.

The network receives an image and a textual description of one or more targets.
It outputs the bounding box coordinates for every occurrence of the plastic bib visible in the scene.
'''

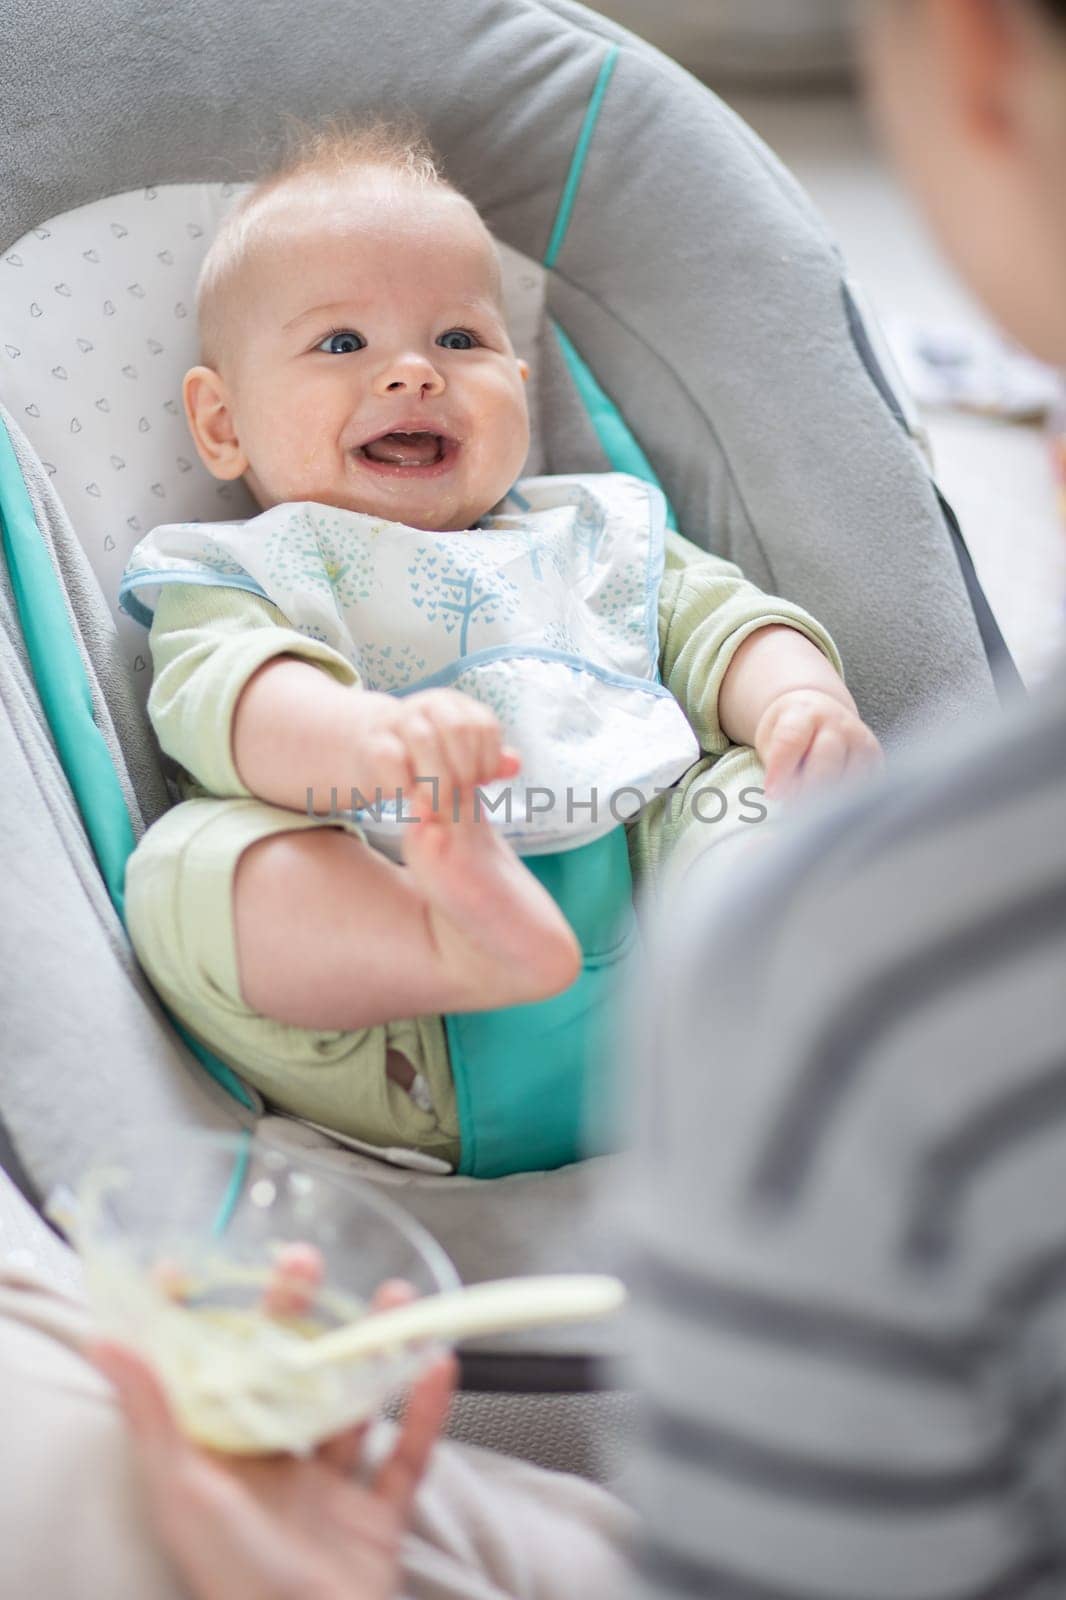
[120,473,699,855]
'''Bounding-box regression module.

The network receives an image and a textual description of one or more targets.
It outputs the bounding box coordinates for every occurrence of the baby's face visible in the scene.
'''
[187,175,531,531]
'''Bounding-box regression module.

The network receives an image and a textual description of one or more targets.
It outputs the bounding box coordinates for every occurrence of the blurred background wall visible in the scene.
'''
[583,0,1066,686]
[589,0,854,86]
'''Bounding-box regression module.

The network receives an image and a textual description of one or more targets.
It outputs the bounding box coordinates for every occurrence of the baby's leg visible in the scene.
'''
[234,791,581,1032]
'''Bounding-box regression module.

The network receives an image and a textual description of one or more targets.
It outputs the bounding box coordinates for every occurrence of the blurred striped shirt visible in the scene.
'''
[623,661,1066,1600]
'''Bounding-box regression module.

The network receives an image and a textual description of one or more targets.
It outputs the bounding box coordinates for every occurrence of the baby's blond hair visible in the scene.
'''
[195,111,472,373]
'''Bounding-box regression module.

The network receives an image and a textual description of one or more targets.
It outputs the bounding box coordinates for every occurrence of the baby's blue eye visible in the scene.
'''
[318,329,366,355]
[437,329,477,351]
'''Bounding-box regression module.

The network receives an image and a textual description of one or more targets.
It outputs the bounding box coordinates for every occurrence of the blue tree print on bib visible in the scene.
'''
[356,642,428,693]
[481,512,576,587]
[571,487,608,578]
[493,523,564,584]
[294,621,332,645]
[189,538,248,577]
[408,545,520,657]
[455,662,522,731]
[262,512,376,609]
[542,620,578,654]
[599,564,648,644]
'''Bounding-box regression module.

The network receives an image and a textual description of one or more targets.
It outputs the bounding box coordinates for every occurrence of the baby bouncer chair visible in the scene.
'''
[0,0,1017,1484]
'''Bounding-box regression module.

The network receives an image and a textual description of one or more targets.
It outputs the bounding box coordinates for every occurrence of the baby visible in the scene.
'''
[120,115,882,1176]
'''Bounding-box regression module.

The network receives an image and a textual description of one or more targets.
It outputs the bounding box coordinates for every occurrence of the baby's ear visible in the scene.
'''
[182,365,247,481]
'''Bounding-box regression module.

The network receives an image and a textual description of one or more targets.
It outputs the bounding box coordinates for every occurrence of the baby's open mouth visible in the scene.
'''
[358,431,448,468]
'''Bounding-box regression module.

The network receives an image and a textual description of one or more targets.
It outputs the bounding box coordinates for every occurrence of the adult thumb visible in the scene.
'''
[87,1338,183,1461]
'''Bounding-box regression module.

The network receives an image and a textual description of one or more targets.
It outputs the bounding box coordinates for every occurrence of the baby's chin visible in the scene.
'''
[337,481,504,531]
[251,493,489,532]
[247,467,508,530]
[343,488,487,532]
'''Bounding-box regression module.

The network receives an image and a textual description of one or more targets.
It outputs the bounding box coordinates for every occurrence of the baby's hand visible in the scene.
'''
[755,688,884,800]
[355,687,520,815]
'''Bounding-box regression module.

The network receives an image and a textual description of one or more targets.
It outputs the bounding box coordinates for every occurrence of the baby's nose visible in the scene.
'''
[375,353,445,396]
[386,375,438,394]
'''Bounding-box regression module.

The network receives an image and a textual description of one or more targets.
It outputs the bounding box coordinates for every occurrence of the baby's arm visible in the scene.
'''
[145,582,362,800]
[658,531,882,798]
[145,583,517,815]
[718,624,882,797]
[231,655,520,816]
[144,583,579,1027]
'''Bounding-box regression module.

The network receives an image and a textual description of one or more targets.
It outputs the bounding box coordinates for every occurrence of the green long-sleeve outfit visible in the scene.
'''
[123,526,842,1166]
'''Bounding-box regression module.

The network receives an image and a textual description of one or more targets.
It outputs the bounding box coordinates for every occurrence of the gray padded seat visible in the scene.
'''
[0,0,1016,1478]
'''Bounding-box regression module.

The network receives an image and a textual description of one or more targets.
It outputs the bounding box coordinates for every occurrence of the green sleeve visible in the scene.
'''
[658,528,845,754]
[146,582,361,798]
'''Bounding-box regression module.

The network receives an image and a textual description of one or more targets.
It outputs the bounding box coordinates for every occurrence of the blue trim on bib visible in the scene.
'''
[119,567,272,627]
[393,641,675,702]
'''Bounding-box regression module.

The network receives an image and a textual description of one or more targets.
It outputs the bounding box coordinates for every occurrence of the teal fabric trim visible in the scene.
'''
[0,416,256,1113]
[172,1018,258,1114]
[542,43,681,535]
[544,46,621,269]
[549,322,679,532]
[211,1127,253,1237]
[0,417,136,917]
[444,826,638,1178]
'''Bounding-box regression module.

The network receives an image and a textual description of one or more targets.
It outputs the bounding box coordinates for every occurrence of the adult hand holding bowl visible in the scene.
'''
[57,1128,463,1456]
[55,1128,625,1457]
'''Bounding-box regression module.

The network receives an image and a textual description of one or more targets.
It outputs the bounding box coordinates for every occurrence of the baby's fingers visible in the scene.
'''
[496,745,521,780]
[762,709,817,799]
[795,725,848,793]
[402,714,451,819]
[435,702,513,793]
[262,1242,325,1318]
[845,727,886,780]
[364,727,416,801]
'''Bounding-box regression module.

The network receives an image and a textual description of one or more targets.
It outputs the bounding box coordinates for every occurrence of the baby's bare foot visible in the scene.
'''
[401,789,581,1007]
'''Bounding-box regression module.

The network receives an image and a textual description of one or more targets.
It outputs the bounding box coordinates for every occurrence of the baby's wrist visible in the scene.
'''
[760,680,855,723]
[752,682,857,754]
[333,689,396,798]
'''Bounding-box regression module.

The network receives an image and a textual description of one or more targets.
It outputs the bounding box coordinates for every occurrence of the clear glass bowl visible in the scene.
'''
[71,1127,460,1455]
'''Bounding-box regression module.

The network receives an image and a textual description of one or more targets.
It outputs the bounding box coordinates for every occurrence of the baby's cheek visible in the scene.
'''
[497,394,531,470]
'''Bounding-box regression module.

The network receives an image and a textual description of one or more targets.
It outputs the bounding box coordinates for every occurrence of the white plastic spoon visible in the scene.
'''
[284,1273,626,1371]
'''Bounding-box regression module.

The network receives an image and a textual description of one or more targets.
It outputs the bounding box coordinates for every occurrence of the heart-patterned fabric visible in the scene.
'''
[0,184,548,708]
